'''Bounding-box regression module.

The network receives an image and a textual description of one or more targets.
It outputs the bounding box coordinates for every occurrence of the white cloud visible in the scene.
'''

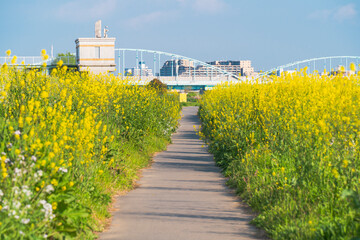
[56,0,117,21]
[193,0,226,14]
[308,9,332,21]
[125,11,178,28]
[308,3,357,22]
[172,0,226,14]
[334,3,357,21]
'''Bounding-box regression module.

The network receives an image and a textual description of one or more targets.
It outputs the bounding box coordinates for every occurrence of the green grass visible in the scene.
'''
[181,92,201,107]
[181,102,199,107]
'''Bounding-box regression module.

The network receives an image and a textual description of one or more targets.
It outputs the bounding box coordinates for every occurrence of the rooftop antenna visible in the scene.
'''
[104,26,109,38]
[95,20,102,38]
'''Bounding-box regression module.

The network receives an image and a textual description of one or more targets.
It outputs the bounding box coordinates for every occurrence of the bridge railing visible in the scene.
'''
[0,56,45,66]
[0,54,76,67]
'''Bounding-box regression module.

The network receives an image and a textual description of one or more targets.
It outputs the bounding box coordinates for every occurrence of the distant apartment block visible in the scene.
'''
[160,59,194,76]
[209,60,254,77]
[125,62,153,77]
[160,59,254,77]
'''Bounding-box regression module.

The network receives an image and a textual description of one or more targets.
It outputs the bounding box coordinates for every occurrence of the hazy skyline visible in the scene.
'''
[0,0,359,70]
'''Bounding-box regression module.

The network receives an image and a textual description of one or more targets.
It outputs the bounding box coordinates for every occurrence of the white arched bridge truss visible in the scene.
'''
[115,48,241,83]
[259,56,360,77]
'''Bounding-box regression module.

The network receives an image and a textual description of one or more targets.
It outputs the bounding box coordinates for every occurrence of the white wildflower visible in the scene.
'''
[9,210,16,216]
[22,186,32,198]
[14,168,22,176]
[13,186,20,195]
[13,201,21,209]
[35,170,43,179]
[1,152,5,155]
[40,201,55,220]
[4,158,10,163]
[31,156,37,162]
[59,168,68,173]
[14,130,21,136]
[6,143,12,148]
[0,189,3,196]
[45,185,54,193]
[21,218,30,224]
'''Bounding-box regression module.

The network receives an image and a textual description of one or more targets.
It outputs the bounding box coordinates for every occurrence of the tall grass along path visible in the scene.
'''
[100,106,266,240]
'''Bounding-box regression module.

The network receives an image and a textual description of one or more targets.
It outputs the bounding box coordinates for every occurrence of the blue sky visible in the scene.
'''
[0,0,359,70]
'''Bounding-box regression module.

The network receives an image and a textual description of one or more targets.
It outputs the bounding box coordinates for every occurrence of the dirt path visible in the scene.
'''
[100,106,266,240]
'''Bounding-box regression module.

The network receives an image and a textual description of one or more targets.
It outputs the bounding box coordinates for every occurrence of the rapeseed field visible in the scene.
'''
[200,68,360,239]
[0,51,180,239]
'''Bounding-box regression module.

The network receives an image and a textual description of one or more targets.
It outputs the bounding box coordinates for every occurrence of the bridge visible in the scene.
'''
[259,56,360,77]
[1,50,359,89]
[115,48,243,89]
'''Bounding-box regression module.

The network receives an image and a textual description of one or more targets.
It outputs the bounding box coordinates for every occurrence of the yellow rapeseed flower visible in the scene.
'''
[49,152,55,159]
[52,202,57,210]
[11,56,17,64]
[51,179,58,186]
[350,62,356,72]
[57,60,63,67]
[40,91,49,99]
[332,169,339,179]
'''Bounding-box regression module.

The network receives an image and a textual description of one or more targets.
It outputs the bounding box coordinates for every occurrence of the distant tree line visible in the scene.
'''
[51,52,76,66]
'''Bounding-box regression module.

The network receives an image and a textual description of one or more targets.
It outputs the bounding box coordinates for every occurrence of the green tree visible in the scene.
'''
[51,52,76,66]
[147,79,167,93]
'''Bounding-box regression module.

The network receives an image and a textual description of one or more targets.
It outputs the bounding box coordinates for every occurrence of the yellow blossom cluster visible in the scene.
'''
[199,68,360,239]
[0,54,180,238]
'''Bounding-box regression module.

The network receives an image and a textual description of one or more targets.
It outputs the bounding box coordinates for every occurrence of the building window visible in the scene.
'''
[95,47,100,59]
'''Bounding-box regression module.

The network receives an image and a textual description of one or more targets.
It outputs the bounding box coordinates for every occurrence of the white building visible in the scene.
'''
[125,62,153,77]
[75,20,116,74]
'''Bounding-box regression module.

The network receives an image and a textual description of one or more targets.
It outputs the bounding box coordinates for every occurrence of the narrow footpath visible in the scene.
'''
[100,106,265,240]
